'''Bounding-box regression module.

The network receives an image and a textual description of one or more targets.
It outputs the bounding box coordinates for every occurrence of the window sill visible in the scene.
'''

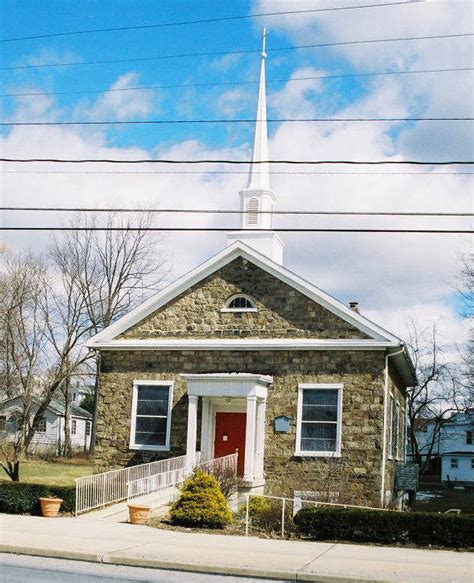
[220,308,258,313]
[129,444,170,452]
[294,450,341,458]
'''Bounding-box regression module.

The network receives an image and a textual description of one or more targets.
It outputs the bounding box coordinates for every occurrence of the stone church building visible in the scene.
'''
[88,36,416,508]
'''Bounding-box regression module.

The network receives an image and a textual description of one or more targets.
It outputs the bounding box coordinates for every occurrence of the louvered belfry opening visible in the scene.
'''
[247,197,259,227]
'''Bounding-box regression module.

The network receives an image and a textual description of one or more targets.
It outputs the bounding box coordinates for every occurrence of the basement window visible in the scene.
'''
[130,381,173,451]
[221,294,257,313]
[295,384,343,457]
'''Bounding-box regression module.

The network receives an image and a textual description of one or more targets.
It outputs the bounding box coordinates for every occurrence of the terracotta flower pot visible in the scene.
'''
[39,497,63,518]
[128,503,150,525]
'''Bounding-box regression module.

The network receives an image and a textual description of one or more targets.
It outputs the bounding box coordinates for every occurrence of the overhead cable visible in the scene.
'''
[1,158,472,165]
[2,66,472,98]
[2,116,472,127]
[2,170,472,176]
[3,32,470,72]
[1,227,471,234]
[0,2,425,43]
[2,207,472,217]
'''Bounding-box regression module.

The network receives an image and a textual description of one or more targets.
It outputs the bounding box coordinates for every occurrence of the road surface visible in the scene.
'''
[0,553,283,583]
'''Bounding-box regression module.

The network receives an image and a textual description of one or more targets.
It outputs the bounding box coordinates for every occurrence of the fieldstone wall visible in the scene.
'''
[95,349,392,507]
[121,257,369,340]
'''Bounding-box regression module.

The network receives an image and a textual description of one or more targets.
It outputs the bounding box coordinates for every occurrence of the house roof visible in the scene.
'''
[0,396,92,420]
[441,451,474,457]
[87,241,416,386]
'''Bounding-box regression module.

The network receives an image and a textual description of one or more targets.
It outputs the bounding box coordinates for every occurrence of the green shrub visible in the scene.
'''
[294,507,474,549]
[170,469,232,529]
[248,496,272,517]
[0,482,75,515]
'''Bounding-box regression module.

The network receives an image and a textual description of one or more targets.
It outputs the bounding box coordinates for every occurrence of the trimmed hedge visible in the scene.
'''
[170,469,232,529]
[0,482,76,515]
[294,507,474,549]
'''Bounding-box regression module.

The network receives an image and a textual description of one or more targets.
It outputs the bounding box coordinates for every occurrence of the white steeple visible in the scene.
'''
[227,28,284,264]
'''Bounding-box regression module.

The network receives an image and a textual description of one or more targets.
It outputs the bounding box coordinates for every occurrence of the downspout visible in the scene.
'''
[380,344,405,508]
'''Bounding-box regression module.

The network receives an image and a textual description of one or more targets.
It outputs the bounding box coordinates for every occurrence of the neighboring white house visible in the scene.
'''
[0,396,92,454]
[413,409,474,483]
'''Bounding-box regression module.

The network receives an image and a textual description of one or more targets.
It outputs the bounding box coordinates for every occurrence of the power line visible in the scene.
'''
[2,117,471,127]
[1,158,472,166]
[1,227,471,234]
[2,66,472,99]
[2,207,472,217]
[3,32,470,72]
[2,170,472,176]
[0,2,424,43]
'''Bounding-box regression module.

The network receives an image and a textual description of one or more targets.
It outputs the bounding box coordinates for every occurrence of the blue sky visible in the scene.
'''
[0,0,472,350]
[2,0,383,150]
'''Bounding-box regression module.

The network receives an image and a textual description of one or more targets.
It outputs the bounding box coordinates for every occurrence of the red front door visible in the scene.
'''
[214,412,246,476]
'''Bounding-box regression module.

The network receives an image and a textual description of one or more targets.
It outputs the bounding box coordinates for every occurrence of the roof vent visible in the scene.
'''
[349,301,359,313]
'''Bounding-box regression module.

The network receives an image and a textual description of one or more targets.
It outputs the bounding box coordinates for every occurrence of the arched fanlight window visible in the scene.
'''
[222,294,257,312]
[247,197,259,226]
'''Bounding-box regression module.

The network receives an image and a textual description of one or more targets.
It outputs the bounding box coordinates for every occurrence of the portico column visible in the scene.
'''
[186,394,199,465]
[254,398,267,480]
[200,397,212,461]
[244,395,257,481]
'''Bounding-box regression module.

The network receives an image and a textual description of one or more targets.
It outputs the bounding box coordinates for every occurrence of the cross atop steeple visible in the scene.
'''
[227,29,284,265]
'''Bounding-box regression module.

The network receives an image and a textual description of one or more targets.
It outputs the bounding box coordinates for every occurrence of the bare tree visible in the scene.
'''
[51,212,168,455]
[405,320,468,480]
[0,251,91,480]
[456,250,473,399]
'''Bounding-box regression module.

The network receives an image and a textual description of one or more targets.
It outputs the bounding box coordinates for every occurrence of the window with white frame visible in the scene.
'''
[466,430,472,445]
[37,417,46,433]
[222,294,257,312]
[296,384,342,456]
[450,458,458,469]
[130,381,173,450]
[71,419,77,435]
[85,421,91,436]
[394,401,400,459]
[388,396,394,459]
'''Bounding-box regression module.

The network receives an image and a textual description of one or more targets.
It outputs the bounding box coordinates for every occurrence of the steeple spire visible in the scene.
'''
[227,28,284,265]
[246,27,270,192]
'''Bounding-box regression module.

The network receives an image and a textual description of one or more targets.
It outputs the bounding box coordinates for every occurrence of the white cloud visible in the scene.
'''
[74,72,158,121]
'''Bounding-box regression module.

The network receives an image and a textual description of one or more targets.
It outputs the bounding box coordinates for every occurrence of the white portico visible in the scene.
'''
[182,373,271,485]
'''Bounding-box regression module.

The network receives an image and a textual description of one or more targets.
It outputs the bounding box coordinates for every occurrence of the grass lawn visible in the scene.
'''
[0,461,93,486]
[413,485,474,514]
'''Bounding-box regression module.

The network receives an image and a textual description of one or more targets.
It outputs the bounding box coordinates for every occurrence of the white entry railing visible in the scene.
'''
[75,453,198,515]
[127,452,238,505]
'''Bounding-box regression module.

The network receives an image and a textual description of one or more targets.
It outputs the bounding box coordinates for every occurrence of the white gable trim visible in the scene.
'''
[87,338,393,351]
[87,241,401,348]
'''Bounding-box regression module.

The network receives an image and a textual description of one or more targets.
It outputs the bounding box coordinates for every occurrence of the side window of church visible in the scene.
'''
[131,383,173,450]
[296,385,342,456]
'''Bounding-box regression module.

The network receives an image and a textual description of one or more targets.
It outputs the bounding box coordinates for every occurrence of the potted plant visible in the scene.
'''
[128,503,150,525]
[39,494,63,518]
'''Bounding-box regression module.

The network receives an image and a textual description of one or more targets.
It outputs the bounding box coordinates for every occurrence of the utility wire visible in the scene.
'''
[2,227,471,234]
[2,170,472,176]
[1,158,472,165]
[2,66,471,99]
[3,32,470,72]
[2,117,471,127]
[0,2,424,43]
[2,207,472,217]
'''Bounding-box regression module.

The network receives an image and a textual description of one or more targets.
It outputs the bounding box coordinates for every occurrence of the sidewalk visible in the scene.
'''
[0,514,472,582]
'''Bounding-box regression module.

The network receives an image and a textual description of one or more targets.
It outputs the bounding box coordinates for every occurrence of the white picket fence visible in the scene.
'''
[75,453,200,515]
[127,452,238,506]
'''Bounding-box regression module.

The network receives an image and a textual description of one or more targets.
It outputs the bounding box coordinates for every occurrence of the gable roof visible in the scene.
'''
[89,241,398,345]
[87,241,416,385]
[0,395,92,420]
